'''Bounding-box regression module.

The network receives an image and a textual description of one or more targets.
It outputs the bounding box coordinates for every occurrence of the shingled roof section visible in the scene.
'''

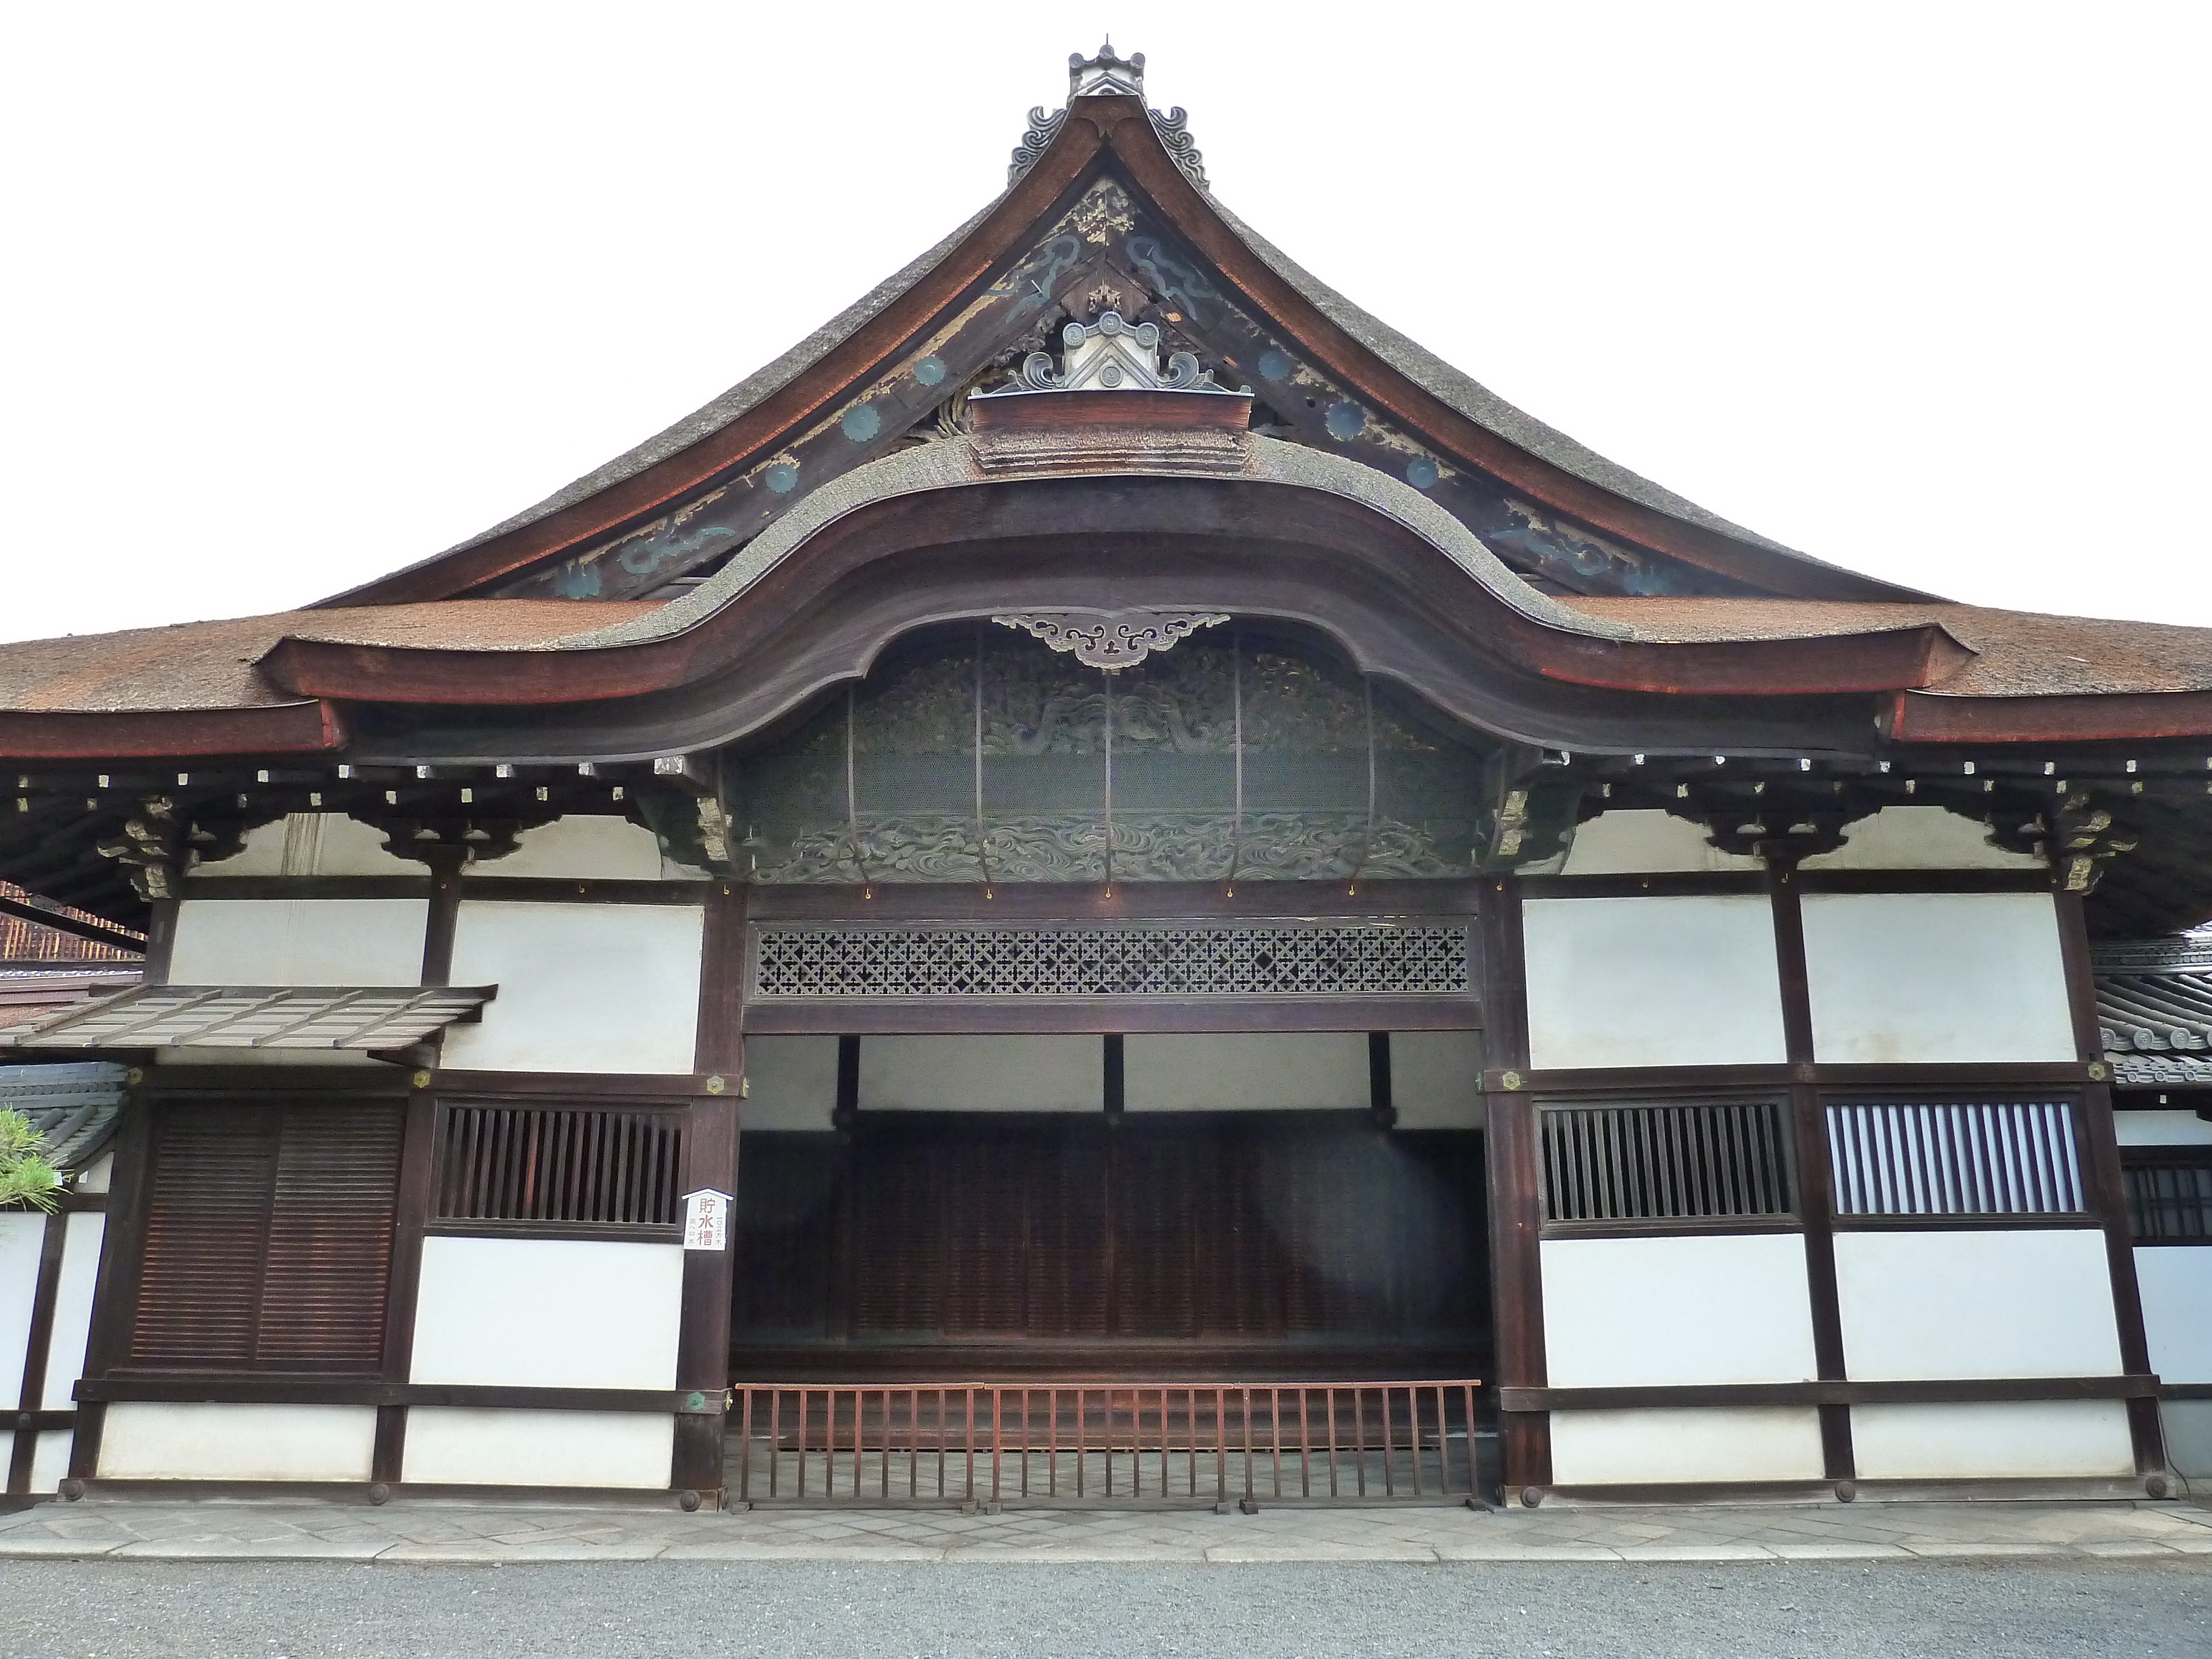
[320,48,1920,610]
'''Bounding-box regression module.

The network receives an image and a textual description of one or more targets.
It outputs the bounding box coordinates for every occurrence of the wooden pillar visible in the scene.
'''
[1479,878,1550,1499]
[2057,888,2166,1475]
[6,1207,71,1494]
[673,879,745,1501]
[1767,863,1855,1484]
[373,847,463,1489]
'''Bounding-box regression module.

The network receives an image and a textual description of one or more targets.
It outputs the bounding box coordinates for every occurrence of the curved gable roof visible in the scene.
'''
[323,68,1932,611]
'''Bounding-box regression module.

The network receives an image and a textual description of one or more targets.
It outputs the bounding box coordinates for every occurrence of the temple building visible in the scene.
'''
[7,45,2212,1510]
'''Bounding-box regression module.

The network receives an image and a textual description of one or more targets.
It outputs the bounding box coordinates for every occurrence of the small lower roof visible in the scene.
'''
[0,1059,128,1172]
[0,984,495,1051]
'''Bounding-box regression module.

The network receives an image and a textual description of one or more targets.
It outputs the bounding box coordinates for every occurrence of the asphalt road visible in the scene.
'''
[4,1558,2210,1659]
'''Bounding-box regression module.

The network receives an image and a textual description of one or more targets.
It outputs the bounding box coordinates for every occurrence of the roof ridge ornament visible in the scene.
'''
[974,309,1249,400]
[1008,44,1208,192]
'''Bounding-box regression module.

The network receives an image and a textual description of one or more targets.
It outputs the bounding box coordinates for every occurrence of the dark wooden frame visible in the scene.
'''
[1478,877,1548,1496]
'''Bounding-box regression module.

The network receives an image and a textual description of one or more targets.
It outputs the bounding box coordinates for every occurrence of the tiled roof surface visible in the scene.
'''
[2095,938,2212,1086]
[0,1059,128,1172]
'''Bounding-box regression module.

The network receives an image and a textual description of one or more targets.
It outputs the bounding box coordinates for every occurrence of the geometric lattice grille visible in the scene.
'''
[751,923,1472,999]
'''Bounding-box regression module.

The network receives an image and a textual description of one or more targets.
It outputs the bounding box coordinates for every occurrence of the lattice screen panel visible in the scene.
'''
[750,922,1472,1000]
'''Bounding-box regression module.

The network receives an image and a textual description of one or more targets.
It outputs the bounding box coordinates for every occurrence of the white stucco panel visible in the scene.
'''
[0,1213,44,1408]
[1801,891,2075,1064]
[1852,1401,2135,1479]
[41,1212,105,1409]
[169,898,429,987]
[2115,1111,2212,1147]
[478,815,665,881]
[1559,810,1763,875]
[439,901,703,1074]
[1798,805,2046,871]
[410,1235,684,1390]
[2134,1248,2212,1383]
[743,1034,839,1130]
[98,1403,377,1481]
[1834,1228,2121,1380]
[1542,1233,1818,1388]
[1126,1032,1370,1111]
[1388,1030,1484,1128]
[29,1430,72,1494]
[1524,895,1787,1071]
[1549,1407,1825,1486]
[403,1407,674,1489]
[864,1035,1102,1112]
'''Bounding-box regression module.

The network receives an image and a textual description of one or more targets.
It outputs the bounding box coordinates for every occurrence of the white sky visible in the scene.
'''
[2,2,2205,644]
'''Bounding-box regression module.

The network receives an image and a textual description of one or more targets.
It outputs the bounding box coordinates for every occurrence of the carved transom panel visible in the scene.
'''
[750,921,1472,1000]
[993,609,1229,670]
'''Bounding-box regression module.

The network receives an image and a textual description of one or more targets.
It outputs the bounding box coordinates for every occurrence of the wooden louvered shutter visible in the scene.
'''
[132,1108,279,1368]
[129,1101,401,1373]
[255,1107,403,1368]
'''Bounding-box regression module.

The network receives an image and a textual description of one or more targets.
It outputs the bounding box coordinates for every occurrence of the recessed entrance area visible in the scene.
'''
[729,1030,1490,1505]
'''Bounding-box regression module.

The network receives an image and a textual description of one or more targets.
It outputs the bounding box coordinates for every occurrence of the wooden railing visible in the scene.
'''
[731,1381,1484,1508]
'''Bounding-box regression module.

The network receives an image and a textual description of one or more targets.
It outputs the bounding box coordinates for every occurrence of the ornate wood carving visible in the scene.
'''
[992,608,1229,670]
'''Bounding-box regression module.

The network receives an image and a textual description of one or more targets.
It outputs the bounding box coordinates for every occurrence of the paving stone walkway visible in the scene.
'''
[4,1495,2212,1562]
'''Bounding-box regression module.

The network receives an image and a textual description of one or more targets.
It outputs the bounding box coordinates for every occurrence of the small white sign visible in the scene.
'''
[682,1188,732,1251]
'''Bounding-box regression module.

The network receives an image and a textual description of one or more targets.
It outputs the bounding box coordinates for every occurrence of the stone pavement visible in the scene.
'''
[4,1495,2212,1562]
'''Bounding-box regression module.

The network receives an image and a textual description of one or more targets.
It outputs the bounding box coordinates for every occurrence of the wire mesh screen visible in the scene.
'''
[2122,1152,2212,1242]
[1826,1100,2083,1217]
[435,1102,685,1227]
[1539,1099,1794,1224]
[750,922,1472,999]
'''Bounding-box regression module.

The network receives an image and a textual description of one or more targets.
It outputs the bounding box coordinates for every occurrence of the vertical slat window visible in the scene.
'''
[130,1102,402,1373]
[1538,1100,1793,1225]
[1826,1100,2083,1218]
[2121,1151,2212,1242]
[434,1102,684,1228]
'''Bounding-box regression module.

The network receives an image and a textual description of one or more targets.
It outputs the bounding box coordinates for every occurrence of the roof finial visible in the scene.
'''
[1070,41,1144,100]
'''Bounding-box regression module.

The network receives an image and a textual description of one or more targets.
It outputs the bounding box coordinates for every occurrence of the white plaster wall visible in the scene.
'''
[743,1034,838,1131]
[1523,896,1787,1071]
[1799,805,2046,871]
[478,816,664,881]
[1559,810,1763,876]
[74,1152,112,1194]
[98,1403,377,1481]
[403,1407,674,1489]
[2116,1112,2212,1146]
[1125,1032,1369,1112]
[1549,1407,1825,1485]
[1389,1031,1485,1129]
[1833,1229,2121,1380]
[1542,1234,1818,1387]
[195,813,420,878]
[862,1035,1101,1112]
[169,898,429,987]
[0,1213,43,1407]
[440,901,703,1074]
[1852,1401,2135,1480]
[1801,892,2075,1065]
[410,1235,684,1390]
[2133,1248,2212,1383]
[41,1212,103,1409]
[29,1430,72,1494]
